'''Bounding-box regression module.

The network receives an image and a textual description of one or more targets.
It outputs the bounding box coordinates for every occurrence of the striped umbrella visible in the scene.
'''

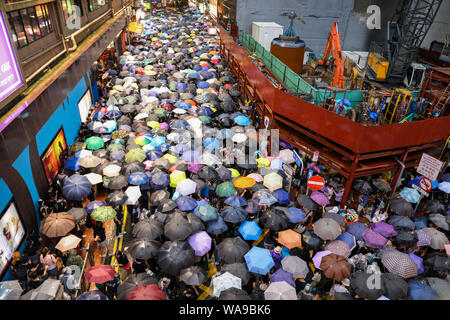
[415,229,432,247]
[325,240,351,258]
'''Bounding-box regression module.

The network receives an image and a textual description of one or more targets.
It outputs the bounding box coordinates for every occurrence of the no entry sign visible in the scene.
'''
[419,177,433,192]
[307,176,325,190]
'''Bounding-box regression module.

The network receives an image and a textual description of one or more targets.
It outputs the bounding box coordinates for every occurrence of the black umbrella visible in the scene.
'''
[237,161,258,170]
[157,199,177,213]
[261,208,289,231]
[221,263,250,285]
[132,218,163,240]
[108,175,128,190]
[381,273,408,300]
[150,211,168,225]
[388,198,413,217]
[425,199,445,214]
[106,191,128,206]
[388,215,415,232]
[220,206,248,224]
[157,240,195,276]
[296,194,318,211]
[180,266,208,286]
[350,270,385,300]
[164,212,193,240]
[186,213,205,233]
[121,161,146,177]
[217,237,249,264]
[125,239,161,260]
[216,166,232,180]
[150,190,170,206]
[117,273,158,300]
[198,166,218,180]
[67,208,87,222]
[93,149,109,159]
[425,255,449,272]
[302,230,324,251]
[218,287,251,300]
[353,180,373,194]
[322,211,346,227]
[394,231,418,247]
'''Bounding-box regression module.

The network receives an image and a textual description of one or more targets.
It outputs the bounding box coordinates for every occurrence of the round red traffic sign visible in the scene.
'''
[307,176,325,190]
[419,177,432,192]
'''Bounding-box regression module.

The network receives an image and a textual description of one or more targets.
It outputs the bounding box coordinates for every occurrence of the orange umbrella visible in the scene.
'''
[233,177,256,189]
[184,99,197,106]
[277,229,302,249]
[320,253,351,282]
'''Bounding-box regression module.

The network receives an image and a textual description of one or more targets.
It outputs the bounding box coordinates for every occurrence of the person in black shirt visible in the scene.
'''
[132,259,148,274]
[27,267,48,290]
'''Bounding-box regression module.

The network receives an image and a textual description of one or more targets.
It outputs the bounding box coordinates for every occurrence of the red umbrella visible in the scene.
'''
[126,284,167,300]
[85,265,116,283]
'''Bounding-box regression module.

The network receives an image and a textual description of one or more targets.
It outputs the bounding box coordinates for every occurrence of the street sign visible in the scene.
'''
[417,153,443,181]
[283,163,294,193]
[129,22,143,33]
[412,184,429,197]
[307,175,325,190]
[292,150,302,167]
[312,151,319,162]
[418,177,433,192]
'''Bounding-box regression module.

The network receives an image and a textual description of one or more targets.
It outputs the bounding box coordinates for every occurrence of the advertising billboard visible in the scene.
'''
[41,128,67,184]
[0,10,25,108]
[0,201,25,279]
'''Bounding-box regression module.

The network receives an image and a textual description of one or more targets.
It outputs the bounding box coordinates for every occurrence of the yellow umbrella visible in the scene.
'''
[170,170,186,188]
[135,136,151,146]
[147,121,160,129]
[163,153,177,164]
[234,177,256,189]
[257,157,271,168]
[228,168,241,178]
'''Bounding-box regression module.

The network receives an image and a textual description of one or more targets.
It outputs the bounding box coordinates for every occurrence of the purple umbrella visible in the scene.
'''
[187,231,212,256]
[188,161,204,174]
[119,125,132,132]
[269,269,296,288]
[371,222,398,238]
[312,250,332,270]
[363,229,388,249]
[408,253,424,274]
[279,140,293,149]
[310,191,330,206]
[415,229,432,247]
[160,122,169,130]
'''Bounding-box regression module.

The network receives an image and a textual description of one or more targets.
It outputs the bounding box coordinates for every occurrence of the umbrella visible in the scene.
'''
[187,231,212,256]
[324,240,351,258]
[285,207,307,223]
[254,189,278,206]
[67,207,86,222]
[125,238,160,260]
[320,253,351,282]
[78,155,102,168]
[395,231,418,247]
[426,277,450,300]
[277,229,302,249]
[399,187,421,203]
[363,229,388,249]
[261,209,288,231]
[213,272,242,297]
[224,195,247,207]
[85,265,116,283]
[428,214,449,231]
[408,280,438,300]
[415,229,432,247]
[263,172,283,191]
[312,250,332,270]
[164,212,193,240]
[221,263,250,286]
[84,173,103,185]
[125,148,146,162]
[75,290,107,300]
[408,253,425,274]
[310,191,330,206]
[425,199,445,213]
[103,164,122,177]
[65,156,81,171]
[389,215,416,232]
[175,196,197,212]
[86,136,105,150]
[272,189,290,205]
[380,248,418,279]
[55,235,81,252]
[220,206,247,223]
[313,218,341,240]
[85,200,105,215]
[62,174,91,200]
[150,190,170,207]
[373,179,391,192]
[198,166,219,180]
[438,181,450,193]
[424,255,449,272]
[195,204,218,222]
[353,180,373,194]
[105,191,128,206]
[336,233,356,251]
[40,212,76,238]
[126,284,166,300]
[0,280,23,300]
[206,215,228,235]
[234,115,250,126]
[218,287,251,300]
[150,171,170,190]
[128,172,149,185]
[281,256,309,278]
[296,194,317,211]
[238,221,262,241]
[264,281,297,300]
[169,170,186,188]
[270,269,296,288]
[244,247,274,275]
[302,230,324,251]
[346,222,368,241]
[322,211,346,227]
[217,237,249,263]
[421,228,448,249]
[180,266,208,286]
[216,166,232,180]
[175,178,197,196]
[234,177,256,189]
[132,218,163,240]
[109,175,128,190]
[157,240,195,276]
[389,198,413,217]
[246,173,263,183]
[117,273,158,300]
[91,206,116,222]
[216,182,236,197]
[371,221,398,238]
[350,270,384,300]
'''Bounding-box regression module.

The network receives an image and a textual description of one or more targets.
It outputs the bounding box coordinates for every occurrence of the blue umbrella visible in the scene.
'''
[413,216,428,230]
[224,196,247,207]
[206,215,228,235]
[103,120,117,133]
[220,206,248,223]
[400,187,421,203]
[410,176,439,189]
[346,222,368,241]
[285,207,306,223]
[75,290,107,300]
[170,120,190,130]
[203,137,220,150]
[62,174,91,200]
[128,172,149,185]
[106,110,122,119]
[85,200,106,214]
[175,196,198,212]
[438,181,450,193]
[197,81,209,89]
[156,143,170,153]
[270,269,295,288]
[181,150,202,162]
[174,144,190,155]
[238,221,262,241]
[194,204,218,222]
[408,253,424,274]
[151,136,166,148]
[146,150,163,160]
[272,189,290,205]
[197,107,214,116]
[92,110,105,121]
[176,101,192,110]
[408,281,438,300]
[244,247,274,275]
[65,156,81,171]
[150,171,170,190]
[234,115,250,126]
[336,232,356,251]
[270,158,284,170]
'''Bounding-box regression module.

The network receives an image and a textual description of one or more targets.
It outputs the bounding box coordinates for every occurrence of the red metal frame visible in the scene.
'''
[220,29,449,206]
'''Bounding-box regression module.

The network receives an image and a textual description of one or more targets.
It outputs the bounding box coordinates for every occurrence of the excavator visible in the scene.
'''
[317,22,345,88]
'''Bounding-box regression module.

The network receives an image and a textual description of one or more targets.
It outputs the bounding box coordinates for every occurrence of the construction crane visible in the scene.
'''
[368,0,443,82]
[317,22,345,88]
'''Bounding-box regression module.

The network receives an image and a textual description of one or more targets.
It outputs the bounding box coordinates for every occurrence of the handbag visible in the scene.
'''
[124,262,131,271]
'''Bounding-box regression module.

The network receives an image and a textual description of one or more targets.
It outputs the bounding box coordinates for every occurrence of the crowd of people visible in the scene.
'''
[3,4,449,301]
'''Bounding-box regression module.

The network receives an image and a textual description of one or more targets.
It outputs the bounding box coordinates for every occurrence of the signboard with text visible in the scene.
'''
[129,22,144,34]
[0,11,26,108]
[417,153,443,182]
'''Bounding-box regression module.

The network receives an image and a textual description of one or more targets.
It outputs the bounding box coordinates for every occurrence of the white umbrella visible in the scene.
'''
[246,173,263,183]
[55,234,82,252]
[134,113,149,120]
[173,108,187,114]
[125,186,141,205]
[264,281,297,300]
[142,144,155,152]
[278,149,295,164]
[199,153,221,166]
[175,178,198,196]
[78,149,93,159]
[232,133,247,143]
[263,172,283,192]
[187,117,202,129]
[79,155,102,168]
[438,181,450,193]
[84,173,103,185]
[212,272,241,297]
[166,132,180,141]
[103,164,121,177]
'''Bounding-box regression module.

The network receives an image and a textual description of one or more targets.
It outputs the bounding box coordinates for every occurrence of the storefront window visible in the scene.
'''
[61,0,84,23]
[88,0,106,12]
[6,4,53,48]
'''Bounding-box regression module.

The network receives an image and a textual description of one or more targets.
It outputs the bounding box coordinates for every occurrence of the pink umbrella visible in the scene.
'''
[159,122,169,130]
[310,191,330,206]
[312,250,332,270]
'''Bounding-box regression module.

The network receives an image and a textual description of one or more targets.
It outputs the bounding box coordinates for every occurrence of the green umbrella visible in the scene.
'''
[125,148,146,163]
[153,108,167,118]
[91,206,117,222]
[252,183,265,192]
[216,182,236,197]
[107,144,125,152]
[198,116,211,124]
[195,204,218,222]
[86,137,104,150]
